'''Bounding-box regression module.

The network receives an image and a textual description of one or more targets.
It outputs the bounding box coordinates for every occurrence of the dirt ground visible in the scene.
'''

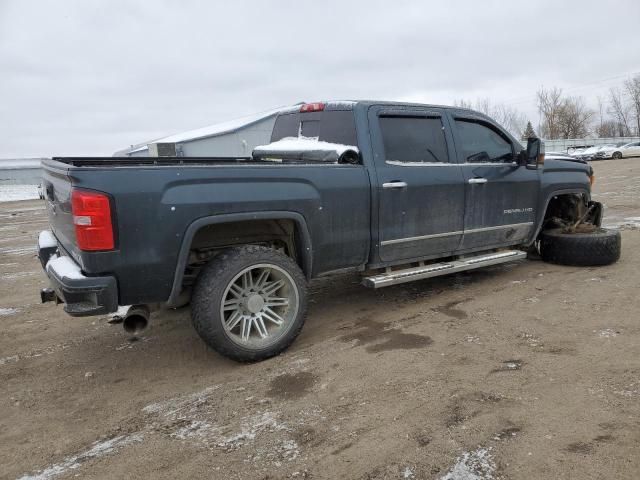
[2,158,640,480]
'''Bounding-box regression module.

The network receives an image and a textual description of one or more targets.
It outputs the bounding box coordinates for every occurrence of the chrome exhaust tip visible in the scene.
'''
[122,305,150,335]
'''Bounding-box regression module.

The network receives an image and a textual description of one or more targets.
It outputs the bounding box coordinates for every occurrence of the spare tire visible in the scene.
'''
[540,228,621,266]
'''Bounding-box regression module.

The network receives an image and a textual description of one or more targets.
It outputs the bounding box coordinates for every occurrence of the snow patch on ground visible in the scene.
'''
[142,385,221,417]
[403,466,416,478]
[440,447,496,480]
[0,245,36,256]
[17,434,143,480]
[216,411,289,449]
[597,328,619,338]
[0,185,40,202]
[1,271,37,281]
[0,341,78,367]
[0,307,19,316]
[606,217,640,230]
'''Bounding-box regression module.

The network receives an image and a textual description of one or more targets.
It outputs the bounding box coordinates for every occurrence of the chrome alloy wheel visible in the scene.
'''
[220,263,299,348]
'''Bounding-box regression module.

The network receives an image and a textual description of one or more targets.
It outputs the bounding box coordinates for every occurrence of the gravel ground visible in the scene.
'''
[1,158,639,480]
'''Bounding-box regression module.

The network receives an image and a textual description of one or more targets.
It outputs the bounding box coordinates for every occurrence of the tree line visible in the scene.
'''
[457,74,640,140]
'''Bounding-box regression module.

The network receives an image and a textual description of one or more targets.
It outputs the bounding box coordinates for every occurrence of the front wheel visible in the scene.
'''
[540,228,621,266]
[191,245,308,362]
[612,151,622,160]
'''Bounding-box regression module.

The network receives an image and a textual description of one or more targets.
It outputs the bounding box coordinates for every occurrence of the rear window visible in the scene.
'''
[379,116,449,163]
[271,110,357,146]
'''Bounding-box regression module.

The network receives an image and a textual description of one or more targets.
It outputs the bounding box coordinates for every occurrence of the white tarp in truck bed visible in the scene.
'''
[252,137,359,163]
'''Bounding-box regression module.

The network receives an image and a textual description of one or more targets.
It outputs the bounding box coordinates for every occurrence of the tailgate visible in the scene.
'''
[41,160,78,255]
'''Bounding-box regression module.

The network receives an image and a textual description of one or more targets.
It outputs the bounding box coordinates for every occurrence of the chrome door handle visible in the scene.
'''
[382,181,408,189]
[468,178,488,184]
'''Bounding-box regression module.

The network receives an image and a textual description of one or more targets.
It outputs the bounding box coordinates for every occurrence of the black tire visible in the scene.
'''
[612,151,622,160]
[539,228,621,266]
[191,245,308,362]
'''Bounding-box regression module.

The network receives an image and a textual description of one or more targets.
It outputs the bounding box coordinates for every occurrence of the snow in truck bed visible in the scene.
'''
[253,137,359,157]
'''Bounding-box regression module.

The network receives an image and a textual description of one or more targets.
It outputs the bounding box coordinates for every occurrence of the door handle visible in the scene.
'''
[382,181,408,189]
[468,178,488,184]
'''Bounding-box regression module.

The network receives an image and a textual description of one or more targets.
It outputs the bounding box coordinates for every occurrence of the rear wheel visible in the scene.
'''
[540,228,621,266]
[612,151,622,159]
[191,245,308,362]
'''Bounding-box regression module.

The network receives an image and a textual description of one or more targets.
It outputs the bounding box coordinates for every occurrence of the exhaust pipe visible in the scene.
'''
[122,305,150,335]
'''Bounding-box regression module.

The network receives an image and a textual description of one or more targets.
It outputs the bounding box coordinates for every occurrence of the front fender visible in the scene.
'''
[527,188,591,245]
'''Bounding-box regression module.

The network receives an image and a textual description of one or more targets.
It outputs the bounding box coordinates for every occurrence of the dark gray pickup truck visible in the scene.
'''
[38,101,621,361]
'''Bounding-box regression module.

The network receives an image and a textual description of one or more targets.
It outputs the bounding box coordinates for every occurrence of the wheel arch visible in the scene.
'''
[166,211,313,307]
[528,188,591,244]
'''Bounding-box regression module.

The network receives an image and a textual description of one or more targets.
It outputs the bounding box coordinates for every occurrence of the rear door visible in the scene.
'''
[450,115,539,250]
[368,106,465,262]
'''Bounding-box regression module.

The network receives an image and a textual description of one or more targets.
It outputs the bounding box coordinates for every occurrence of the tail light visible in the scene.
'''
[300,102,325,112]
[71,189,115,251]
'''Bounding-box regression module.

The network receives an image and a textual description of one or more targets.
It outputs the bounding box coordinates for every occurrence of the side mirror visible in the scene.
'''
[525,137,545,168]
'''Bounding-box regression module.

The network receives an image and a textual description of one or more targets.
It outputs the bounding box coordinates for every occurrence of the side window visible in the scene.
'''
[454,119,513,163]
[379,116,449,163]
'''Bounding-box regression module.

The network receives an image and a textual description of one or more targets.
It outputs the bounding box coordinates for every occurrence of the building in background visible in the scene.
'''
[115,105,294,157]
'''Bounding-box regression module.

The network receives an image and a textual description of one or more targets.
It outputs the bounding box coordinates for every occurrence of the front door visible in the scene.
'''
[450,115,539,250]
[368,107,465,262]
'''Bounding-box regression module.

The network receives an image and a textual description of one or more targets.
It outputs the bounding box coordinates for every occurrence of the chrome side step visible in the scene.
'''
[362,250,527,288]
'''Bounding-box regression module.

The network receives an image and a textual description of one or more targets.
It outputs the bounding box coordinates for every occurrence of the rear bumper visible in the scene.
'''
[38,231,118,317]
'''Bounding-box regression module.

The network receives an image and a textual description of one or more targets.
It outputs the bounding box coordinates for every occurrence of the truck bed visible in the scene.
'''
[48,156,329,168]
[41,156,371,306]
[50,156,261,168]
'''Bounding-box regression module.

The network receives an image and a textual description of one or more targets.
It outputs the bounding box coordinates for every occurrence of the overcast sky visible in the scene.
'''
[1,0,639,157]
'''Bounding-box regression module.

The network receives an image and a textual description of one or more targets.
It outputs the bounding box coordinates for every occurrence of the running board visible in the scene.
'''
[362,250,527,288]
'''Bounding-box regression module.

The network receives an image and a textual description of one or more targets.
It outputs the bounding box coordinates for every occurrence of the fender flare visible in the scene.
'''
[166,211,313,307]
[528,188,590,244]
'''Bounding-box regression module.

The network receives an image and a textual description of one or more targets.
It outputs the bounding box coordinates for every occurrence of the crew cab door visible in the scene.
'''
[368,106,465,262]
[449,115,539,250]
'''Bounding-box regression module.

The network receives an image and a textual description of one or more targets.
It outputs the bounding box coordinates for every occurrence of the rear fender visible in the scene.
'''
[166,211,312,307]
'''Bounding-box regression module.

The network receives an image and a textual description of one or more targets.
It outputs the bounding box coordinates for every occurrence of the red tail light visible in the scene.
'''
[300,102,325,112]
[71,189,114,251]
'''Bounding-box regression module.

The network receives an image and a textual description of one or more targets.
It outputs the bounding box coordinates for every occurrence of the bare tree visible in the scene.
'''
[558,96,594,139]
[597,95,605,134]
[597,120,623,138]
[537,87,593,139]
[454,99,474,109]
[455,98,526,138]
[608,87,632,136]
[537,87,564,139]
[624,75,640,136]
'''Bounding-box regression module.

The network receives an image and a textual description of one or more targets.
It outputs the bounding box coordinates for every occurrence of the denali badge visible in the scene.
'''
[504,208,534,214]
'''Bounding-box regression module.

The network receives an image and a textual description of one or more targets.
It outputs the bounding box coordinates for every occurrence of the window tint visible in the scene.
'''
[454,119,513,163]
[300,120,319,138]
[271,110,357,146]
[379,116,449,163]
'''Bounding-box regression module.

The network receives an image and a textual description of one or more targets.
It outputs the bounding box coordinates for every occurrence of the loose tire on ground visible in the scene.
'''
[539,228,621,266]
[191,245,308,362]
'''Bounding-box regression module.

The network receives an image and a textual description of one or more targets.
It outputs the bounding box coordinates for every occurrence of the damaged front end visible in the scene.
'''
[542,194,603,234]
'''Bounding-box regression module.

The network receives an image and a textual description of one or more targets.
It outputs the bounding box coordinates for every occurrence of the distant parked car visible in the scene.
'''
[614,141,640,159]
[567,147,588,157]
[578,146,601,161]
[593,144,621,160]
